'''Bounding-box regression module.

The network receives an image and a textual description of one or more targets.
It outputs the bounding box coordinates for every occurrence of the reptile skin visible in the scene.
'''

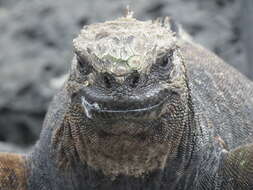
[0,15,253,190]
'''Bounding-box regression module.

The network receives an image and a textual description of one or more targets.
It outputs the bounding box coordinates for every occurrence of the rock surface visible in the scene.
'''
[0,0,251,148]
[0,142,30,153]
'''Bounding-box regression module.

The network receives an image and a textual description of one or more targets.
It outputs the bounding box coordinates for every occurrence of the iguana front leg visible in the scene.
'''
[0,153,28,190]
[221,143,253,189]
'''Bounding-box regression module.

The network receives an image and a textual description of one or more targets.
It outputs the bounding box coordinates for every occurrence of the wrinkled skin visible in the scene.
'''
[0,16,253,190]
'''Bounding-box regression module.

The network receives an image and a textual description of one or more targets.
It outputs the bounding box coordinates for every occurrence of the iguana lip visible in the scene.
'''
[81,95,168,120]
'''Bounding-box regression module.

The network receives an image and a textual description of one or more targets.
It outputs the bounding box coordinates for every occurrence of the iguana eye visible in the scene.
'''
[76,55,92,75]
[160,50,173,67]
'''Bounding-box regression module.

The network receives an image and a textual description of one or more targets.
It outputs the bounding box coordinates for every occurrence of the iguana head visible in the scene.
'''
[71,16,186,121]
[58,16,190,177]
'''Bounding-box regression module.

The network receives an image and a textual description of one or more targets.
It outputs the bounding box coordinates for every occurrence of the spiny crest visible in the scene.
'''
[124,5,134,19]
[73,16,176,76]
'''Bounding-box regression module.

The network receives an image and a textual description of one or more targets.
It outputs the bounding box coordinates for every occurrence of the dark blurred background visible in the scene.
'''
[0,0,252,151]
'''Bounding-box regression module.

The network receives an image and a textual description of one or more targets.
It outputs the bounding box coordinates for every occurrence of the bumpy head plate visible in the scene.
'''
[73,16,176,77]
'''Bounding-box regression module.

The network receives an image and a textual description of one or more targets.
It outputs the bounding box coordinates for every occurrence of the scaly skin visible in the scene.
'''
[0,153,27,190]
[0,16,253,190]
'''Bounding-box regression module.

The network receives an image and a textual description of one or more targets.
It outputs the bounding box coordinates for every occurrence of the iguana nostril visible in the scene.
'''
[103,73,113,89]
[128,72,140,88]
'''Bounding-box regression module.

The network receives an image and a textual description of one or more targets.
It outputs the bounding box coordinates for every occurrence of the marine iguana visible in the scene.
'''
[0,15,253,190]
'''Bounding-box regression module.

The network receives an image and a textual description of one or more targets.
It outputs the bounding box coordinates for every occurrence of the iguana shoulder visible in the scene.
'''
[178,31,253,189]
[0,153,28,190]
[221,143,253,189]
[180,41,253,148]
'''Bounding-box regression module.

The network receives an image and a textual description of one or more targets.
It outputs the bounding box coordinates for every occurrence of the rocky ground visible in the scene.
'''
[0,0,252,150]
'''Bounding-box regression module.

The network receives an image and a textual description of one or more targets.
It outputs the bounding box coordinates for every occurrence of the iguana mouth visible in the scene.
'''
[81,95,168,120]
[80,85,169,120]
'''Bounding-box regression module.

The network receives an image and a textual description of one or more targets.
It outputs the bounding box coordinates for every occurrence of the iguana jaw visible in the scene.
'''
[81,94,168,120]
[79,85,169,120]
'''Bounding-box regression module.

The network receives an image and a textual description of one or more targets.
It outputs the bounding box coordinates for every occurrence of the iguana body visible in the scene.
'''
[0,16,253,190]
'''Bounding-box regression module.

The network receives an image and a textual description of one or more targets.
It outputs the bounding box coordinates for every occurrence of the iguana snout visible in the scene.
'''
[80,80,169,120]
